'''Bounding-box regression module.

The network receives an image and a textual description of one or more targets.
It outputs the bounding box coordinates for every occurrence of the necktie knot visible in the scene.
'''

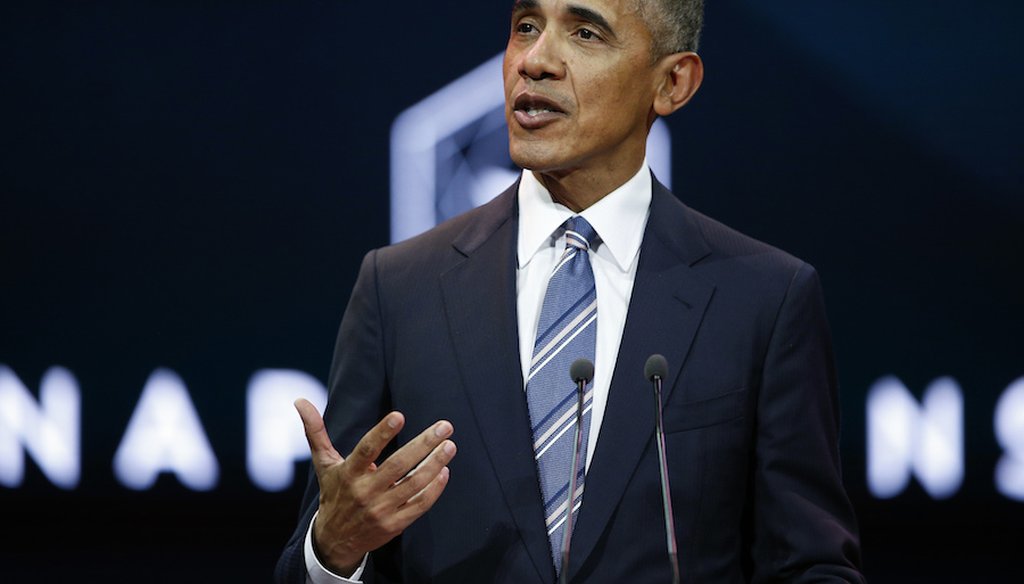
[564,216,597,252]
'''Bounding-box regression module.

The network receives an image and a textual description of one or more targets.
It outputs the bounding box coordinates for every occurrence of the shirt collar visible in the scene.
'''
[516,161,652,272]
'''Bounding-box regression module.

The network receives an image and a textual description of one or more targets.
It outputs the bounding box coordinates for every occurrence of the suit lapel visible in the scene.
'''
[568,181,715,577]
[439,185,555,583]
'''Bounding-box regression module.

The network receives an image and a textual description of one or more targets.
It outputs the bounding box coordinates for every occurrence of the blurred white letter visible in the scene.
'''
[867,376,963,499]
[0,366,80,489]
[113,369,218,491]
[246,369,327,491]
[995,377,1024,500]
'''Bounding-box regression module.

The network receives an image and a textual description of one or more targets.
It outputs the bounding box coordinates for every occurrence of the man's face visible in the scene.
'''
[503,0,660,179]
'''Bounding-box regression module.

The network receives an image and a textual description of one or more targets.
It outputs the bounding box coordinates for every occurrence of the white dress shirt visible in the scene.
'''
[304,163,652,583]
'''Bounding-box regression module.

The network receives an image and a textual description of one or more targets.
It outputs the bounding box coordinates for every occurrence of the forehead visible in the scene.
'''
[511,0,642,21]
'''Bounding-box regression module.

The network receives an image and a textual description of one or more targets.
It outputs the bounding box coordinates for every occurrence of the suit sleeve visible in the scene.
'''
[275,249,402,583]
[750,262,865,583]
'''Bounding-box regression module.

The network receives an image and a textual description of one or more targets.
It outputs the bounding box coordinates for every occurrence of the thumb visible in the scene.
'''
[294,398,344,473]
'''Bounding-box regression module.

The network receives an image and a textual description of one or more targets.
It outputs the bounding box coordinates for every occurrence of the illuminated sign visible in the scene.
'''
[4,364,1023,499]
[0,365,325,492]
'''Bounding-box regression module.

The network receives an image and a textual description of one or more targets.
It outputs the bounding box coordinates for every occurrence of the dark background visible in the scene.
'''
[2,0,1022,581]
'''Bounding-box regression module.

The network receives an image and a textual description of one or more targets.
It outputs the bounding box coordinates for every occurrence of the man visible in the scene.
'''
[277,0,865,582]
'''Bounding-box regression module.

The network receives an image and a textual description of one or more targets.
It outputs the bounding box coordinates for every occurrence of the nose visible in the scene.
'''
[519,29,565,81]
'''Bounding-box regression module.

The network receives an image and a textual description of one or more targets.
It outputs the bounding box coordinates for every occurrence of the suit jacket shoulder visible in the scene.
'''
[376,182,518,273]
[648,180,814,311]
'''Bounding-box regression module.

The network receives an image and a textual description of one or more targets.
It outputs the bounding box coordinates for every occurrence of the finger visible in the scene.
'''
[387,440,457,505]
[343,411,406,475]
[294,399,343,470]
[395,466,451,523]
[374,420,454,487]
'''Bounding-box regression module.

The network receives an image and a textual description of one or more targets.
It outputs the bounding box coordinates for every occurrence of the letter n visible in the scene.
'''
[0,366,80,489]
[867,375,963,499]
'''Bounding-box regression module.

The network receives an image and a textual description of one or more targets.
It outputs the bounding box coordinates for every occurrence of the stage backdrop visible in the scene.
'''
[2,1,1022,581]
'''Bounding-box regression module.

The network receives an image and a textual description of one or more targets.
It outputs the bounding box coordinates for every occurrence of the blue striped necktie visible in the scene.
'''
[526,215,598,575]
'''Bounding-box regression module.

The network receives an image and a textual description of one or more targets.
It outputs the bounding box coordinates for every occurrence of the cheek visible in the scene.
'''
[581,84,640,130]
[502,50,524,95]
[580,66,646,113]
[502,71,517,100]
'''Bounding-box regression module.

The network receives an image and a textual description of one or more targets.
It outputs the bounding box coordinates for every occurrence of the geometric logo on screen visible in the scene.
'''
[389,53,673,243]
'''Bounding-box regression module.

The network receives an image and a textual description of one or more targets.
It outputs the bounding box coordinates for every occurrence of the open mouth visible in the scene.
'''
[514,93,565,114]
[523,107,559,116]
[513,93,567,128]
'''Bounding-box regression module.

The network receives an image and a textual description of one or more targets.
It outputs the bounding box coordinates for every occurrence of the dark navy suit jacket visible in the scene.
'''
[276,179,864,583]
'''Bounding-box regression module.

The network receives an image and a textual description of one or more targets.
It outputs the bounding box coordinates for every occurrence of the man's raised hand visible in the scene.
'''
[294,399,456,576]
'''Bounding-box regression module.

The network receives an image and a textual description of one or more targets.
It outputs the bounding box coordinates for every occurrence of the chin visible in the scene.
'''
[508,141,563,173]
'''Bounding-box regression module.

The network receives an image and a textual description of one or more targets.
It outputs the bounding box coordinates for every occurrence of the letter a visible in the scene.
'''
[113,369,219,491]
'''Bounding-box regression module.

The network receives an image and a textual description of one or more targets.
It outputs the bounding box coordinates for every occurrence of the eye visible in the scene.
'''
[516,22,537,34]
[576,27,601,41]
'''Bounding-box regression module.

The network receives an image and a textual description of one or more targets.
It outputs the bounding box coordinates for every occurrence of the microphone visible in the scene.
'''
[645,354,680,584]
[570,359,594,387]
[643,354,668,384]
[560,358,594,584]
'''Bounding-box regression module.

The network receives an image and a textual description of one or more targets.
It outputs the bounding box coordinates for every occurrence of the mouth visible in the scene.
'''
[512,93,567,129]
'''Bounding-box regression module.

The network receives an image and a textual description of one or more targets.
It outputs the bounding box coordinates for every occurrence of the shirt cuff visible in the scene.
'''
[303,510,368,584]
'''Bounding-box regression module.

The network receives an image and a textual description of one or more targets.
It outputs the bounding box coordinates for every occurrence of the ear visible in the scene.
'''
[652,52,704,117]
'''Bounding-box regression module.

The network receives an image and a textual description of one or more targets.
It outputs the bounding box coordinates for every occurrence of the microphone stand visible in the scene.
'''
[652,370,680,584]
[561,360,591,584]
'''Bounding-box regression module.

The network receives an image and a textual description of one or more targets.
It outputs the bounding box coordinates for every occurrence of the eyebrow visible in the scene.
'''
[567,5,614,35]
[511,1,617,37]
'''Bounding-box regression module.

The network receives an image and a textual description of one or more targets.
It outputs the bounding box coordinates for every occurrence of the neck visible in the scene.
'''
[532,159,644,212]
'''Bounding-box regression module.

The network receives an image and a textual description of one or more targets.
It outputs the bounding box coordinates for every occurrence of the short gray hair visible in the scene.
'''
[639,0,704,56]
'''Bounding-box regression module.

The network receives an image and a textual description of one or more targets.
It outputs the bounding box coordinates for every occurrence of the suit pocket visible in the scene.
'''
[662,388,747,434]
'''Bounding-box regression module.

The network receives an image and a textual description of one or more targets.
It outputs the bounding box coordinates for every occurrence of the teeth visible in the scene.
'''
[526,108,554,116]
